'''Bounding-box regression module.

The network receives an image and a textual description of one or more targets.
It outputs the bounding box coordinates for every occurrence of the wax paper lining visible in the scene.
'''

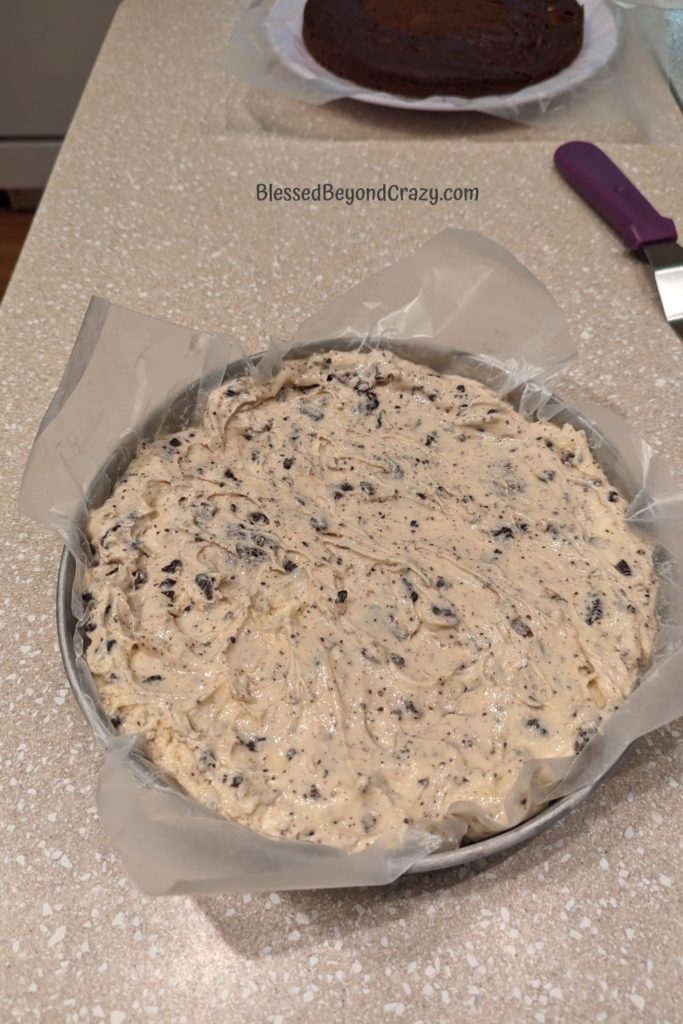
[19,229,683,894]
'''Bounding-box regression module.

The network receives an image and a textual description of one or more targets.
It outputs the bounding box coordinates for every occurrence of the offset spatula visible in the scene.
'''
[554,141,683,340]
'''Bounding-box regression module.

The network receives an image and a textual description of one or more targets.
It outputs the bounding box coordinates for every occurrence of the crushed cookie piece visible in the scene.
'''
[195,574,214,600]
[585,597,603,625]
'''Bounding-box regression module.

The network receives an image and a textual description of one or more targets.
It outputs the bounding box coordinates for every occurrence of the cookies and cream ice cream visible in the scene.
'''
[82,350,658,850]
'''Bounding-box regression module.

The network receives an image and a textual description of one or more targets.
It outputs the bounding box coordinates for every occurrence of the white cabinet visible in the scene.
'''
[0,0,121,193]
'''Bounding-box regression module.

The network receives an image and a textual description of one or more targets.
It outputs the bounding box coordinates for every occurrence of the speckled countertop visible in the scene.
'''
[1,2,682,1022]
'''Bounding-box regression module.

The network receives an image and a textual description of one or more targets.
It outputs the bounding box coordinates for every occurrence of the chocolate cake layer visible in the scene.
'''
[302,0,584,99]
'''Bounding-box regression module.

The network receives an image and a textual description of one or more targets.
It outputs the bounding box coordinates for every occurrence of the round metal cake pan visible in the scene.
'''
[55,341,642,876]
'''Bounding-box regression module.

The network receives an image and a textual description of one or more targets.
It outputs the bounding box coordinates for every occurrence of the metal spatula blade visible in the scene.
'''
[644,241,683,334]
[554,141,683,341]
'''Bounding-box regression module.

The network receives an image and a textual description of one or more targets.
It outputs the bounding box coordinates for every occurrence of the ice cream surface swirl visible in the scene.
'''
[83,350,658,849]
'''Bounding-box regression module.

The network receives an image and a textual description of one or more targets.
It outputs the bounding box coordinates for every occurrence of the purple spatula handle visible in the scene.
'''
[554,141,677,251]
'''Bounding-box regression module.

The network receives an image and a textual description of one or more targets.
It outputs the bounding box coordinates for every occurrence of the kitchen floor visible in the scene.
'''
[0,207,33,301]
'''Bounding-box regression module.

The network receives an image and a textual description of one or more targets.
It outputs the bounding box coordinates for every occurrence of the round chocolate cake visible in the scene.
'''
[302,0,585,99]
